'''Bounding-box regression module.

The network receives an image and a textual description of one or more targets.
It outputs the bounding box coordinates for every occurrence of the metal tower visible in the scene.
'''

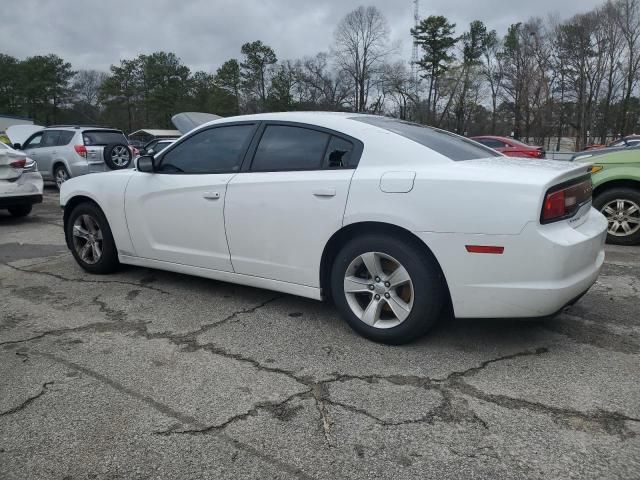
[411,0,420,86]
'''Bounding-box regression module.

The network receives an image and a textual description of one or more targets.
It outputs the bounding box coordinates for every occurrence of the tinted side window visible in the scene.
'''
[42,131,61,147]
[23,133,43,149]
[352,117,500,161]
[159,124,254,174]
[477,138,505,148]
[58,131,75,146]
[324,136,355,168]
[251,125,329,171]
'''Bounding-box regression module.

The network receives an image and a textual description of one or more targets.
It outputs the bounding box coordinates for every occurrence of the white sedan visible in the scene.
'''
[60,112,607,343]
[0,142,43,217]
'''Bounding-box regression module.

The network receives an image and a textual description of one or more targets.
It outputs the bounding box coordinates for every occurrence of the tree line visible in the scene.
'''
[1,0,640,150]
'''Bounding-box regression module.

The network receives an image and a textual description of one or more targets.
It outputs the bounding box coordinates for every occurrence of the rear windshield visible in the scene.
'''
[351,116,501,161]
[83,130,127,146]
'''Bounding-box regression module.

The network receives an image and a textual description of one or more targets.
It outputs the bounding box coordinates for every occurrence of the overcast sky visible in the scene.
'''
[1,0,605,73]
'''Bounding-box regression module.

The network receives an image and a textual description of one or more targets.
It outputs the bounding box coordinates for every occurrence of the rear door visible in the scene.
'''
[224,122,362,287]
[37,130,62,176]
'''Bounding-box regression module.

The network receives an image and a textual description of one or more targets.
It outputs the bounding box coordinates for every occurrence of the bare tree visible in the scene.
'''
[613,0,640,134]
[73,69,108,106]
[333,6,391,112]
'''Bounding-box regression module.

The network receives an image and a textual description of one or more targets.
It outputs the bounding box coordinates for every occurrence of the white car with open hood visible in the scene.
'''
[59,112,607,344]
[0,142,43,217]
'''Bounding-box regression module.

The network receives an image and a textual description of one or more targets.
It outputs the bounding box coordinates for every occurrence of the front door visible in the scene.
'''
[124,123,257,271]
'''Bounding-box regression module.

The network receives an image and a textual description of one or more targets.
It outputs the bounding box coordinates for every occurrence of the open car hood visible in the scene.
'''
[6,125,44,147]
[171,112,222,134]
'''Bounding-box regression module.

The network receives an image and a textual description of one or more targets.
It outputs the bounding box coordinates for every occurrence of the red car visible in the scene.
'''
[471,135,545,159]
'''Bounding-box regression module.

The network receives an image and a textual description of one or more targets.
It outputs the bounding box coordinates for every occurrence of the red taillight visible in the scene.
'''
[9,158,26,169]
[541,177,592,224]
[74,145,87,158]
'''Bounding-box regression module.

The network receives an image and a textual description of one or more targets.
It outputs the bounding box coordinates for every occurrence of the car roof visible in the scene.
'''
[193,111,397,139]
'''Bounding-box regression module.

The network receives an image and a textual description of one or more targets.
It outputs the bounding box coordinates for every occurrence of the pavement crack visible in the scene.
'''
[311,384,335,447]
[154,390,311,436]
[2,262,171,295]
[0,382,54,417]
[37,353,315,480]
[435,347,550,383]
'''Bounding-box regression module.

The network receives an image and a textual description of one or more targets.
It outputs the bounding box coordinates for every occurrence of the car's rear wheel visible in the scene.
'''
[593,187,640,245]
[8,204,32,217]
[330,234,446,344]
[54,165,70,190]
[65,202,119,274]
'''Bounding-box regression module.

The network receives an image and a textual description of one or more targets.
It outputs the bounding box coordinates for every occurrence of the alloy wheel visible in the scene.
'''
[72,214,103,265]
[343,251,414,329]
[111,146,130,167]
[601,199,640,237]
[55,168,69,188]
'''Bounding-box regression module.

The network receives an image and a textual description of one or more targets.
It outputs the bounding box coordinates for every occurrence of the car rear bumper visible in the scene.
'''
[0,172,44,206]
[415,207,608,318]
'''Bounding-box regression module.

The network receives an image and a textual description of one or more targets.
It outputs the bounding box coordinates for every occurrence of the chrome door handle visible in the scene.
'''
[312,188,336,197]
[203,191,220,200]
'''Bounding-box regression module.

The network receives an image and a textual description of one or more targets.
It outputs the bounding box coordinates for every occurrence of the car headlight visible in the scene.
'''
[590,165,603,174]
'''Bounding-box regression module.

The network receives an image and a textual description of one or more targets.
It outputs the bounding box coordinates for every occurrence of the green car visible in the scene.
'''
[575,149,640,245]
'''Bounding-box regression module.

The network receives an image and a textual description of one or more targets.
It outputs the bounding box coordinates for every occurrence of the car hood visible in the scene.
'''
[574,149,640,165]
[171,112,222,134]
[6,125,43,146]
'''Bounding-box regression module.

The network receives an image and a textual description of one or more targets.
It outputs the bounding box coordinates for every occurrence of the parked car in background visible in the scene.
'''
[584,135,640,151]
[0,142,43,217]
[574,149,640,245]
[470,135,545,158]
[7,125,133,189]
[137,138,177,157]
[60,112,606,344]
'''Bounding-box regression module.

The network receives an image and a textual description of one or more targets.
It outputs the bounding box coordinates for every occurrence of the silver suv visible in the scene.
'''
[8,126,133,189]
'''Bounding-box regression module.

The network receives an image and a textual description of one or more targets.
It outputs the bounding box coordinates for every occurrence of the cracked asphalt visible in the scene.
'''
[1,187,639,480]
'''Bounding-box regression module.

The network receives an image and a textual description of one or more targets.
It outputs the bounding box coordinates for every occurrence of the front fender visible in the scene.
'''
[60,171,136,256]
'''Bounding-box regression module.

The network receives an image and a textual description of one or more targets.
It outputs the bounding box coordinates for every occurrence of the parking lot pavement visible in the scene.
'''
[1,187,639,480]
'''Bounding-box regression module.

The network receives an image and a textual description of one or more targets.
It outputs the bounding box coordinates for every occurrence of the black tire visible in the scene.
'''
[54,164,70,190]
[103,143,132,170]
[65,202,120,274]
[330,234,446,344]
[593,187,640,246]
[8,204,32,217]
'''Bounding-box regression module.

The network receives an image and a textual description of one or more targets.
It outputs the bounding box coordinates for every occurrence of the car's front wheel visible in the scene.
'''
[330,234,446,344]
[65,202,120,274]
[593,187,640,245]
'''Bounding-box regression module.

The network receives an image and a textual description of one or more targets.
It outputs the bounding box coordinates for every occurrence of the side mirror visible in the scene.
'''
[136,155,156,173]
[13,143,22,150]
